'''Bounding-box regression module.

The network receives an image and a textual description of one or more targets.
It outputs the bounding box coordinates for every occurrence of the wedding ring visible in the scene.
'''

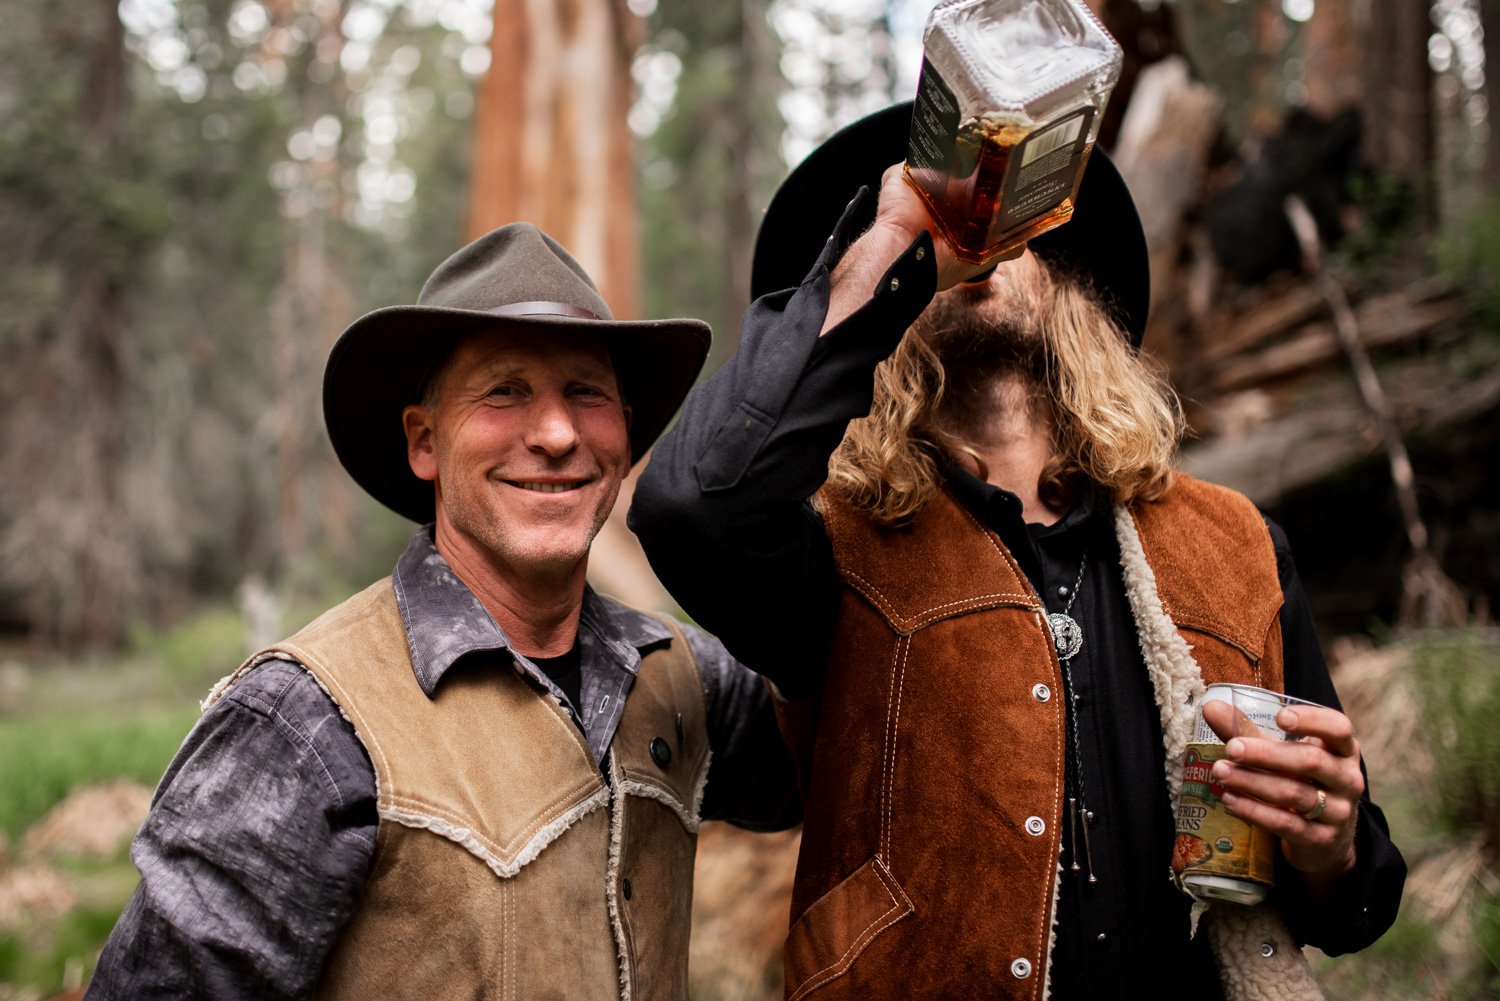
[1301,788,1327,822]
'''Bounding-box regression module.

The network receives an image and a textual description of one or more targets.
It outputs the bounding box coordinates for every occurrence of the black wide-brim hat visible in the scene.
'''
[752,101,1150,346]
[324,223,711,524]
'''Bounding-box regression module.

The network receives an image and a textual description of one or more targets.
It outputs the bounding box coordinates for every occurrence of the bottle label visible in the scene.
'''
[907,58,964,176]
[996,107,1094,231]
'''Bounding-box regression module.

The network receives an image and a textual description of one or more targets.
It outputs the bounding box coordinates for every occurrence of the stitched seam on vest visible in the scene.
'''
[281,624,608,867]
[379,785,610,878]
[503,878,514,1001]
[380,771,602,859]
[1033,606,1067,991]
[952,496,1035,584]
[786,859,914,1001]
[1169,615,1265,670]
[844,568,1034,633]
[826,490,1037,631]
[1141,478,1281,662]
[881,636,910,862]
[615,776,709,834]
[605,753,633,1001]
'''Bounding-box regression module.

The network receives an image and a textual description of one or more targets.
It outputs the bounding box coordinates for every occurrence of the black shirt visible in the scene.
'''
[531,644,584,713]
[629,191,1405,995]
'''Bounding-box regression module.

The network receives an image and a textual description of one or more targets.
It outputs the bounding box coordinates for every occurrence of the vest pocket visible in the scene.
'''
[784,856,914,1001]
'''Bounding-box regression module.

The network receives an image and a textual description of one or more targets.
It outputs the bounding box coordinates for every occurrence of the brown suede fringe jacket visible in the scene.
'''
[206,580,711,1001]
[776,475,1324,1001]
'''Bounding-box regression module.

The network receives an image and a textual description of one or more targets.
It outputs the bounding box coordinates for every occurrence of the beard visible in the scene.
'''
[915,278,1052,439]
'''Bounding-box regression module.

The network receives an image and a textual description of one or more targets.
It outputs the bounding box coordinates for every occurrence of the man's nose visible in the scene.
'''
[524,394,581,456]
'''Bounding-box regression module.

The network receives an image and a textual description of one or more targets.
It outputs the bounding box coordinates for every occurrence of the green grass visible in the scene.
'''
[1436,192,1500,334]
[127,603,250,694]
[1410,631,1500,843]
[1317,906,1449,1001]
[0,707,197,843]
[0,902,125,993]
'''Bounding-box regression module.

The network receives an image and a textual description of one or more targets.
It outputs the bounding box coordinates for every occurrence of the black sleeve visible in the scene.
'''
[86,660,377,1001]
[629,192,938,699]
[1265,520,1408,955]
[682,624,803,831]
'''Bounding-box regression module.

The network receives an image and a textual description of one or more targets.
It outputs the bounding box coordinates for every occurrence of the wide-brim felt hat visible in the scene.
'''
[751,101,1150,346]
[324,222,711,524]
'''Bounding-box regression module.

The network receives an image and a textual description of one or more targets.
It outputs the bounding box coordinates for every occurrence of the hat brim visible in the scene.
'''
[323,305,710,524]
[751,102,1150,346]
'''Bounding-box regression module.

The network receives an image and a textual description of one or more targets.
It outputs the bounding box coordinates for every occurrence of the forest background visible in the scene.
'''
[1,0,1498,998]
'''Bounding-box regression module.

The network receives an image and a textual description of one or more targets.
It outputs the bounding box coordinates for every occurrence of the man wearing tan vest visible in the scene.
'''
[88,224,799,1000]
[630,104,1405,999]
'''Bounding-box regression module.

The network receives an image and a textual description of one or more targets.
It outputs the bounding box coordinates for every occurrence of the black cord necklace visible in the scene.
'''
[1051,554,1097,886]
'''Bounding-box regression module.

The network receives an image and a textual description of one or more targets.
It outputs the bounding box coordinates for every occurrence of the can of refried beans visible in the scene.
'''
[1172,683,1314,905]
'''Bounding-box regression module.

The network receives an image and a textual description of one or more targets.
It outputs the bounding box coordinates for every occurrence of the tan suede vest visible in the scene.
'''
[780,475,1321,1001]
[208,580,710,1001]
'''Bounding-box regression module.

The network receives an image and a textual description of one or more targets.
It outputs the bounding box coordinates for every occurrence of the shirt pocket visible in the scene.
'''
[693,400,776,493]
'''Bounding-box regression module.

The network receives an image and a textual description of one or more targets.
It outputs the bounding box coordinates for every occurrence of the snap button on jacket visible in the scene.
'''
[780,475,1320,1001]
[211,580,710,1001]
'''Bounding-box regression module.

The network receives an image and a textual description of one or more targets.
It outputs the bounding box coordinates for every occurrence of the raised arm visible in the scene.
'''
[630,174,988,699]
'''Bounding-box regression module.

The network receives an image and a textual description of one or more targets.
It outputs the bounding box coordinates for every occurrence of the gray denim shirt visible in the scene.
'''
[86,528,799,1001]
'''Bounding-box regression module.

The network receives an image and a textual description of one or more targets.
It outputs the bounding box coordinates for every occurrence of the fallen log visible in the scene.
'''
[1209,281,1463,392]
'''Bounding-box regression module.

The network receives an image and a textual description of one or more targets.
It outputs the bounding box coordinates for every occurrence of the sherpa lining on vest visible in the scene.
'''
[606,614,714,1001]
[1115,498,1324,1000]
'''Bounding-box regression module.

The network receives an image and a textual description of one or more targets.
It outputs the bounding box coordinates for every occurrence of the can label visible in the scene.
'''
[1173,741,1277,893]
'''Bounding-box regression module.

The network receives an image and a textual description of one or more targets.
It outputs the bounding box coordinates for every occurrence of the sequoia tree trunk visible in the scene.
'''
[469,0,642,319]
[1301,0,1363,119]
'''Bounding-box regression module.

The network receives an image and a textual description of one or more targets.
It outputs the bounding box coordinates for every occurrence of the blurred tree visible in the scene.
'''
[0,0,155,644]
[1364,0,1436,222]
[638,0,784,362]
[1480,0,1500,186]
[0,0,488,647]
[470,0,641,318]
[1302,0,1362,120]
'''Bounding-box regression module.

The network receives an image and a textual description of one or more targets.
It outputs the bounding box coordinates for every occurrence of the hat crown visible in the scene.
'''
[417,222,615,321]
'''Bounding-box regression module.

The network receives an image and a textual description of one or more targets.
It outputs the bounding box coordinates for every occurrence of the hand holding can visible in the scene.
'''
[1173,684,1330,905]
[1205,688,1366,887]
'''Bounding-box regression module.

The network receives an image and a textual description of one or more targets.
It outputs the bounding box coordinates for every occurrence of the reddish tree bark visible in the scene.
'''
[1302,0,1363,118]
[469,0,642,319]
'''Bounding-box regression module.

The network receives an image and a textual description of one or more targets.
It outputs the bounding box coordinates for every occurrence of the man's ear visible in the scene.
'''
[403,404,439,482]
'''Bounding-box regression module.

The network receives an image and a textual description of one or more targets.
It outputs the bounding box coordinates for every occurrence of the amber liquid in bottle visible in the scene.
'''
[905,117,1094,265]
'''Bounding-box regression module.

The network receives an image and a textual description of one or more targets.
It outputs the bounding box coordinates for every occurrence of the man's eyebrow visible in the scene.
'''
[463,356,617,384]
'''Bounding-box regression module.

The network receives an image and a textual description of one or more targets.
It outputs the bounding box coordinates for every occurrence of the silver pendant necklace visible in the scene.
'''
[1048,556,1089,660]
[1051,552,1097,886]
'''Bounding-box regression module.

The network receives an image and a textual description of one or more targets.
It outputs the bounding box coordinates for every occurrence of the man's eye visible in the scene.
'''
[488,385,516,397]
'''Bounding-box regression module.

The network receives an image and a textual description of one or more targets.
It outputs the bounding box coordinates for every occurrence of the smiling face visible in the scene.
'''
[402,326,632,588]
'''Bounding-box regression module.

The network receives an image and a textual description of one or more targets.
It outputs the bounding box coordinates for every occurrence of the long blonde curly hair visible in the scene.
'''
[824,257,1183,525]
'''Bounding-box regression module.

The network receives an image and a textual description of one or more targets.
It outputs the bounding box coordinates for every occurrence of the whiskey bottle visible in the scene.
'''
[905,0,1123,265]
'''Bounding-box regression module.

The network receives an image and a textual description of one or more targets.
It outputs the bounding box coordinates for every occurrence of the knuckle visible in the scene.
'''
[1293,744,1322,772]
